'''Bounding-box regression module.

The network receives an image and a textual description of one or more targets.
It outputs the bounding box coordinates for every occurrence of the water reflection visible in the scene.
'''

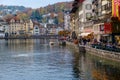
[0,39,119,80]
[88,55,120,80]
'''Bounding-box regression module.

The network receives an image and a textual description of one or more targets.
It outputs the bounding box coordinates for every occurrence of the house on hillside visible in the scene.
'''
[33,22,45,36]
[46,24,58,35]
[33,25,40,35]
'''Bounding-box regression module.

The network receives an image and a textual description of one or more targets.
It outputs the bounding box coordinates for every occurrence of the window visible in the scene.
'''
[86,4,92,10]
[35,27,38,29]
[86,13,92,18]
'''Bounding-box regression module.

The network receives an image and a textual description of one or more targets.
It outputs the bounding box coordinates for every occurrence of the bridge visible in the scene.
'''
[32,35,59,39]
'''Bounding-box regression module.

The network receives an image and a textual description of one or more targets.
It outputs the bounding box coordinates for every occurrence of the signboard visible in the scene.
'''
[104,23,112,34]
[79,0,84,3]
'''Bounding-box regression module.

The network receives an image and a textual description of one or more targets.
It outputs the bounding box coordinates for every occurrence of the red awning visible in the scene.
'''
[104,23,112,34]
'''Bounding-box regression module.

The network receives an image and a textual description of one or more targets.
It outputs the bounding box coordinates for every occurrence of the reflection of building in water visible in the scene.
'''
[3,39,34,65]
[73,53,87,80]
[6,39,34,52]
[78,53,93,80]
[89,55,120,80]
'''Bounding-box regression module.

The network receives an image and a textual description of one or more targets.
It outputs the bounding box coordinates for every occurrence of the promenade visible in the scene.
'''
[66,41,120,62]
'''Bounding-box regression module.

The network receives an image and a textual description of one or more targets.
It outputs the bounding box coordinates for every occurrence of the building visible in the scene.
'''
[0,18,8,38]
[33,22,45,36]
[46,24,58,35]
[6,16,34,38]
[33,24,40,35]
[79,0,93,37]
[111,0,120,44]
[92,0,112,42]
[8,18,24,37]
[70,0,80,39]
[64,10,70,30]
[25,19,34,36]
[70,0,93,39]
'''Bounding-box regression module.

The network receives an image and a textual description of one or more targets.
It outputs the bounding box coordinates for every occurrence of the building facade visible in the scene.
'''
[92,0,112,42]
[64,10,70,30]
[79,0,93,37]
[6,17,34,38]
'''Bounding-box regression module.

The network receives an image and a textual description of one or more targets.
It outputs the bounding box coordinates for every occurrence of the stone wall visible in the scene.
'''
[66,41,120,62]
[85,46,120,62]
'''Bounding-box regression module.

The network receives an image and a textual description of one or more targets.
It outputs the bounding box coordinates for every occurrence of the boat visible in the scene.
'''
[59,41,66,46]
[49,39,58,46]
[49,41,55,45]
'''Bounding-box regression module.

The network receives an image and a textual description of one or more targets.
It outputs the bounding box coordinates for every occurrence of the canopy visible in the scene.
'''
[79,33,90,36]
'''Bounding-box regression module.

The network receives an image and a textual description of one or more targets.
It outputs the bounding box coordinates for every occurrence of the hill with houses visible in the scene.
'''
[0,1,72,38]
[0,1,72,24]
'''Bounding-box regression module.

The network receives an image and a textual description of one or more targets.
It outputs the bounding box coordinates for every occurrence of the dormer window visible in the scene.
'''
[35,27,38,29]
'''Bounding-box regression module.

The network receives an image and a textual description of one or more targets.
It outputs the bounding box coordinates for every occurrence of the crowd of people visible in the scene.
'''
[65,35,120,52]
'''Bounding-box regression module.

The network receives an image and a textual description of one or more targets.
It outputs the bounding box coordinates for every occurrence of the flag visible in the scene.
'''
[112,0,120,17]
[104,23,112,34]
[114,0,120,5]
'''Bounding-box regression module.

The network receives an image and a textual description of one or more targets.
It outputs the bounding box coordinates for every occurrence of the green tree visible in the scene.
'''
[30,10,42,22]
[54,17,58,24]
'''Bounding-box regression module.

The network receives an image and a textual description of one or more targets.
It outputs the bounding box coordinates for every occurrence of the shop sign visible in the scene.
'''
[78,0,85,3]
[104,23,112,34]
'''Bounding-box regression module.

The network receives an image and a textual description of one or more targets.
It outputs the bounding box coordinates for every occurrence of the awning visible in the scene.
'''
[79,33,90,36]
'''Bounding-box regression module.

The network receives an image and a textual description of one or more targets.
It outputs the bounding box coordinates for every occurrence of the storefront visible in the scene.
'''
[103,22,112,43]
[93,23,105,42]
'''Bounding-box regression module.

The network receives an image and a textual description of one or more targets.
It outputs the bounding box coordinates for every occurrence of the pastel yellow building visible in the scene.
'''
[8,18,33,37]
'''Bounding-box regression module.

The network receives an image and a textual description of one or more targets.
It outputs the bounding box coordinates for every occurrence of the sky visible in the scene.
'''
[0,0,72,8]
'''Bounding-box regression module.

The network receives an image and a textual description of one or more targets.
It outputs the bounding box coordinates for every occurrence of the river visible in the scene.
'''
[0,39,120,80]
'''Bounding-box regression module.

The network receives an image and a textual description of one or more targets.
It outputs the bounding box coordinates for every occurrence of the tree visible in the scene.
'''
[58,12,64,24]
[54,17,58,25]
[18,13,29,20]
[42,17,47,23]
[30,10,42,22]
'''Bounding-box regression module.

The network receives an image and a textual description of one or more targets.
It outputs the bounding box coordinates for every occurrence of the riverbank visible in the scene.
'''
[66,41,120,62]
[85,46,120,62]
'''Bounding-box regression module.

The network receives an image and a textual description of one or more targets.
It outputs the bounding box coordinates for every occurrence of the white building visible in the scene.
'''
[0,23,5,38]
[78,0,93,36]
[33,25,40,35]
[33,23,45,35]
[64,11,70,30]
[0,19,8,38]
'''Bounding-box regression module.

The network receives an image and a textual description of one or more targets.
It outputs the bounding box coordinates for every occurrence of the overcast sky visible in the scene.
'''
[0,0,72,8]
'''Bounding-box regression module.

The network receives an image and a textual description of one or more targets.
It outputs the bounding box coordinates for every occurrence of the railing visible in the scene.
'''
[91,44,120,52]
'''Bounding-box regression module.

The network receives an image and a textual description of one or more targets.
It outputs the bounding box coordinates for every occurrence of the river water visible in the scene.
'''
[0,39,120,80]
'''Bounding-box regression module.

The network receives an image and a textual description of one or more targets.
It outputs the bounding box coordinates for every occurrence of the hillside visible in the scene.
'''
[31,1,73,23]
[0,5,29,16]
[1,1,72,24]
